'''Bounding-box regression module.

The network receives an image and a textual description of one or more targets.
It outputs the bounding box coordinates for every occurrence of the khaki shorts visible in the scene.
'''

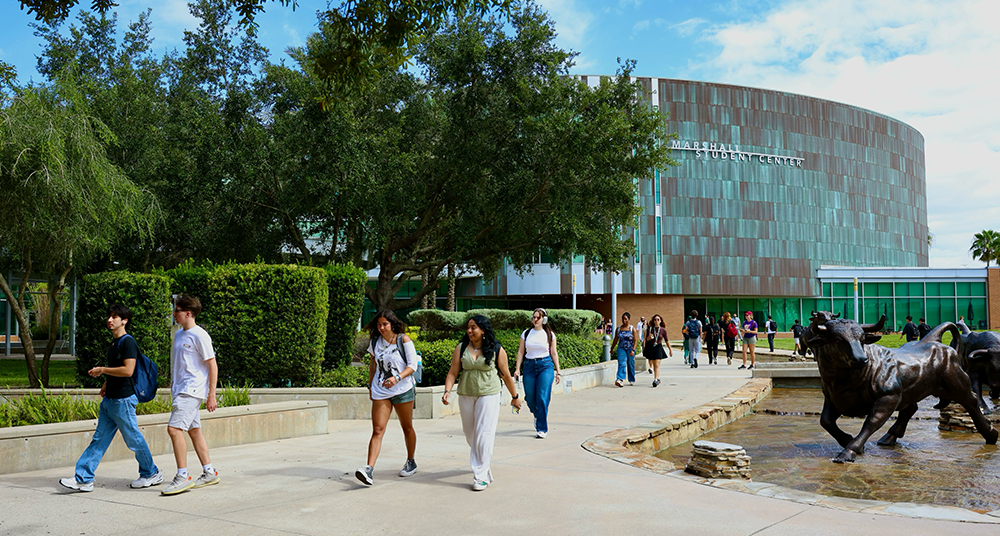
[168,393,203,431]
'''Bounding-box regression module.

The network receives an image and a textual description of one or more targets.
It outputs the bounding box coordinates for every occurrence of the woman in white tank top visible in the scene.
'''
[514,308,561,438]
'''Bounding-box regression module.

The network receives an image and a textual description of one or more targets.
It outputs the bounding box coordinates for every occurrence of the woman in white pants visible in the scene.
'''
[442,314,522,491]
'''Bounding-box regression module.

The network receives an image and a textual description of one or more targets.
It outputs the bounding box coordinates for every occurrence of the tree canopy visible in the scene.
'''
[0,82,158,386]
[970,230,1000,267]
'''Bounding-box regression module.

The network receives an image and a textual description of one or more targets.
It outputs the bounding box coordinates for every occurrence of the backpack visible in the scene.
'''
[726,321,739,339]
[118,334,158,403]
[370,335,422,384]
[684,319,701,339]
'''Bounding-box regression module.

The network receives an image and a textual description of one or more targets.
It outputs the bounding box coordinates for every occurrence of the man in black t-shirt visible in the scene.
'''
[917,318,932,340]
[60,304,161,492]
[900,316,918,343]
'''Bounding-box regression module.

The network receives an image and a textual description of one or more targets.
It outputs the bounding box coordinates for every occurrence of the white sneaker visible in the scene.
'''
[59,477,93,492]
[193,470,220,488]
[399,459,417,477]
[535,431,547,439]
[472,480,489,491]
[161,474,195,496]
[131,470,164,488]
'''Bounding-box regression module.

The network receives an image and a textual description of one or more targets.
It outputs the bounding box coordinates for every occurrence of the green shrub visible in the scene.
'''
[76,272,173,388]
[322,263,366,370]
[137,396,173,415]
[412,338,460,386]
[407,308,602,338]
[408,309,468,333]
[0,391,98,427]
[219,382,253,407]
[315,365,370,387]
[209,264,329,387]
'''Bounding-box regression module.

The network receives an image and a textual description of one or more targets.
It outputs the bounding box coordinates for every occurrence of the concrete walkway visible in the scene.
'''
[2,359,996,535]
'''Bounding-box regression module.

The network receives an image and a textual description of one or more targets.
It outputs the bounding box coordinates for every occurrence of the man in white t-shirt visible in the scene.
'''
[162,295,220,495]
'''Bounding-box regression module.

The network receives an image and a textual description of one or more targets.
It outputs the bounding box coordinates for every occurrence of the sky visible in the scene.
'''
[1,0,997,268]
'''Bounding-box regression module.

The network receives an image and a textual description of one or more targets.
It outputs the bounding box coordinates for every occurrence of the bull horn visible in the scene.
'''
[832,312,841,319]
[969,349,990,360]
[860,315,886,333]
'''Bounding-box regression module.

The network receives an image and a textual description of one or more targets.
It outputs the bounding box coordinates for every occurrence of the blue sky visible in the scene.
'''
[2,0,997,267]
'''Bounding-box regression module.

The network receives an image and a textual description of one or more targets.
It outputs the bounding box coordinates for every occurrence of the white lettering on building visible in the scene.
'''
[670,140,805,167]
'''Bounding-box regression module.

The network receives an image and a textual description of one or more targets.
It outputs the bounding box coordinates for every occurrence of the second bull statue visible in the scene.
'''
[801,312,998,463]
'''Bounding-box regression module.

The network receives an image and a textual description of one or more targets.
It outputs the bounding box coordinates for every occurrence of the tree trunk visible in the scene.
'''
[420,269,430,310]
[0,268,40,388]
[447,264,456,311]
[42,264,73,387]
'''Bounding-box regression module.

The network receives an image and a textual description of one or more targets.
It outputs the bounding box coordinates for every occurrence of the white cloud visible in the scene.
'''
[283,24,302,47]
[536,0,594,50]
[687,0,1000,267]
[671,17,708,37]
[632,19,650,33]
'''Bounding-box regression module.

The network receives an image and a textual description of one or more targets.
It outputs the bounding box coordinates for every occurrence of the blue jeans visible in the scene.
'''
[522,357,554,434]
[74,395,158,483]
[616,347,635,382]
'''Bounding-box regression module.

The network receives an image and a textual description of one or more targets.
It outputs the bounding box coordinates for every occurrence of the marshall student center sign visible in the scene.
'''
[671,140,804,168]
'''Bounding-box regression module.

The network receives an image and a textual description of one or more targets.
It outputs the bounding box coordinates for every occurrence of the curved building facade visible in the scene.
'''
[631,77,928,298]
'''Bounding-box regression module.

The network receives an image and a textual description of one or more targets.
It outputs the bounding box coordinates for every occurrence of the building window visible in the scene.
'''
[654,169,661,205]
[656,216,662,263]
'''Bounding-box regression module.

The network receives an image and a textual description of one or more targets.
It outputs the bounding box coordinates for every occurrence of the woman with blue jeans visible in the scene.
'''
[611,312,639,387]
[514,308,561,439]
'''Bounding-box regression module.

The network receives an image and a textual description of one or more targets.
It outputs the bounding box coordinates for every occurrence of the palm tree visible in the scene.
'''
[970,230,1000,267]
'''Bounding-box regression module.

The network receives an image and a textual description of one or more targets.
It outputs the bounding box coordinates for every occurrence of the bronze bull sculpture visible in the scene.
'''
[936,324,1000,414]
[801,312,998,463]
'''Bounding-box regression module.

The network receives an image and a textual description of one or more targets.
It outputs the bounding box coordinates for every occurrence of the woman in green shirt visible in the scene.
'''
[442,314,522,491]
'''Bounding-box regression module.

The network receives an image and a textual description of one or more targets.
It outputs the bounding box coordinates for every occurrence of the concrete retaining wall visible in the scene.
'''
[584,378,772,458]
[0,400,328,475]
[1,359,625,421]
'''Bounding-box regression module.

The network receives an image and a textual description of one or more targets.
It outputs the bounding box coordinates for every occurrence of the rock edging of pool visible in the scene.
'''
[581,378,1000,525]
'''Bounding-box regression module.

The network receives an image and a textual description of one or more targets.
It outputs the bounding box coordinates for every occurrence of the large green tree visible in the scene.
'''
[267,4,677,310]
[0,83,158,387]
[971,230,1000,267]
[18,0,509,94]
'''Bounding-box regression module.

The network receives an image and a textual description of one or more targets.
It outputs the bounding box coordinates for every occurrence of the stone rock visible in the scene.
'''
[685,441,751,479]
[938,402,1000,432]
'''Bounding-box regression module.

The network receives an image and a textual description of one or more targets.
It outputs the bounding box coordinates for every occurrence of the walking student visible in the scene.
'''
[740,311,759,370]
[900,316,918,342]
[162,296,220,495]
[791,319,806,360]
[514,308,561,439]
[442,315,522,491]
[721,312,738,365]
[642,314,671,386]
[682,310,702,369]
[704,315,720,365]
[60,305,162,492]
[765,315,777,353]
[356,310,419,486]
[611,312,639,387]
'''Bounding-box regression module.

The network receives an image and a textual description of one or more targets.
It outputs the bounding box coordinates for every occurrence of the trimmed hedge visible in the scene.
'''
[76,272,172,387]
[322,263,366,369]
[315,365,370,387]
[208,264,329,387]
[413,330,603,386]
[408,308,602,338]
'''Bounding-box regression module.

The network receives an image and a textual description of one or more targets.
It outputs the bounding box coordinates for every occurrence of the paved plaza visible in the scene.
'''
[2,358,998,535]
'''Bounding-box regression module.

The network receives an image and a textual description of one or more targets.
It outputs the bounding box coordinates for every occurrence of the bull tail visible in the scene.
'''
[924,322,959,348]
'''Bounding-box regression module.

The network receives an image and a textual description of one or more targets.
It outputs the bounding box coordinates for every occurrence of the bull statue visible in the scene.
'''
[935,324,1000,414]
[801,312,998,463]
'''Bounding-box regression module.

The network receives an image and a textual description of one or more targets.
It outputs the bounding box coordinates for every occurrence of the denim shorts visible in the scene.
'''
[389,386,416,405]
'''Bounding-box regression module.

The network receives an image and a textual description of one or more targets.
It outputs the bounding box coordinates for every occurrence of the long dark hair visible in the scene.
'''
[366,310,407,341]
[460,314,501,365]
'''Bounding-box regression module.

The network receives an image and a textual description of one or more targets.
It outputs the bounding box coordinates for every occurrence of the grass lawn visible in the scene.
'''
[769,332,954,351]
[0,360,79,388]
